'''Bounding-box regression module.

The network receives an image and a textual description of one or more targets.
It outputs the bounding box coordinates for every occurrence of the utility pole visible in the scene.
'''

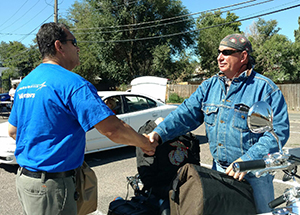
[54,0,58,23]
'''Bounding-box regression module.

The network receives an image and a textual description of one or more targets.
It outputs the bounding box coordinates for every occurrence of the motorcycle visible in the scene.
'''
[109,101,298,215]
[233,101,300,215]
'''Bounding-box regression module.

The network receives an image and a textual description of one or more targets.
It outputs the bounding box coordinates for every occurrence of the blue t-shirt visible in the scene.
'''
[8,63,114,172]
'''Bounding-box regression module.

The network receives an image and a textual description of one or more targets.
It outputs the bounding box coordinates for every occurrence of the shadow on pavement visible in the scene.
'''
[0,163,19,174]
[85,146,136,167]
[195,134,208,144]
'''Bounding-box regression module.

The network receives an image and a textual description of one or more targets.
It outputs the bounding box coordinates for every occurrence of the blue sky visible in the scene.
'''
[0,0,299,47]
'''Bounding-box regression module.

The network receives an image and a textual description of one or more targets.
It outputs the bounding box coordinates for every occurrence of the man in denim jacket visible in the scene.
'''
[149,34,290,213]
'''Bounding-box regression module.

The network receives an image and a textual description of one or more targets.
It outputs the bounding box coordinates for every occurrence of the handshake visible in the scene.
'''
[139,117,164,156]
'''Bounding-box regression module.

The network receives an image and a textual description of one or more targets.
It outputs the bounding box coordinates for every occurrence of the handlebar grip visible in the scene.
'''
[268,195,285,209]
[233,160,266,172]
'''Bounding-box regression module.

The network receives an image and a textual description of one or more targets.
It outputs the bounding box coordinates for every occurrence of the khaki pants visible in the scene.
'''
[16,168,77,215]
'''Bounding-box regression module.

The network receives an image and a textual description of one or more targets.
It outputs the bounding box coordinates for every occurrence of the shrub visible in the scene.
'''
[117,83,130,91]
[167,93,185,103]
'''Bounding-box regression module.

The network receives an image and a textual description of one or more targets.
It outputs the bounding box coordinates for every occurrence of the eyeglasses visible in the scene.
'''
[218,49,241,56]
[61,38,78,47]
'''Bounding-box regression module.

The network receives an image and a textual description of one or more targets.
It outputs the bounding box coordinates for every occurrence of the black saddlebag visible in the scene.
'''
[107,194,164,215]
[169,163,256,215]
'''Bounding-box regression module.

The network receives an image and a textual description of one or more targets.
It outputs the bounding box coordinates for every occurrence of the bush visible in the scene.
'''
[167,93,185,103]
[117,83,130,91]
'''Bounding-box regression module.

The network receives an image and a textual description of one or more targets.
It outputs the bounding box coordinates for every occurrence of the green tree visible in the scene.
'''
[295,17,300,42]
[151,44,173,77]
[171,51,200,82]
[293,17,300,80]
[68,0,195,85]
[247,18,295,82]
[0,42,40,76]
[0,42,40,91]
[255,18,280,40]
[196,11,242,77]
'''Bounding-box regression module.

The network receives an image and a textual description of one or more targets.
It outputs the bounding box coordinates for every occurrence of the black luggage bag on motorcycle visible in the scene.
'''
[170,163,256,215]
[136,119,200,199]
[107,195,161,215]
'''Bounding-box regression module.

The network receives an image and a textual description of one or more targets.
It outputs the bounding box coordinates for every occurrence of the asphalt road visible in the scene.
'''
[0,112,300,215]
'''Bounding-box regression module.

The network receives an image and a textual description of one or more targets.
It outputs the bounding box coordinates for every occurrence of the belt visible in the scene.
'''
[20,167,76,179]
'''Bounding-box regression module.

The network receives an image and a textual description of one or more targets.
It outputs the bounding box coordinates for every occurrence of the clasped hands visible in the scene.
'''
[140,131,160,156]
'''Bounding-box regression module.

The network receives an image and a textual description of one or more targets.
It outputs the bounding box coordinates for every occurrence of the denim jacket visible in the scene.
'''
[154,70,290,165]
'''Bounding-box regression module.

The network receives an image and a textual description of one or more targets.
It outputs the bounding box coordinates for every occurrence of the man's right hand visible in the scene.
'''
[148,131,161,144]
[141,133,159,155]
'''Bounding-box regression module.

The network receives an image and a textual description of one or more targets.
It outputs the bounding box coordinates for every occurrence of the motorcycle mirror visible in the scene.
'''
[247,101,282,153]
[247,101,273,134]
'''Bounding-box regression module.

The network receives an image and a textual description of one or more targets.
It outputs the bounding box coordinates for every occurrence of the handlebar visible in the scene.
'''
[268,195,285,209]
[233,160,265,172]
[232,151,300,212]
[233,152,300,178]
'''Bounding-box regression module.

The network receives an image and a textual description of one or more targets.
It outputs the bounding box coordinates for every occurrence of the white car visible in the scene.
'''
[0,91,178,165]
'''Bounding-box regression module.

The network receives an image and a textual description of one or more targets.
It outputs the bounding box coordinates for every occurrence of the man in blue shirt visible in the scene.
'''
[8,22,157,215]
[148,34,289,213]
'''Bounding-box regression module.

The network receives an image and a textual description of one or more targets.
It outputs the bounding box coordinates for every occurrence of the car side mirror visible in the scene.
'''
[247,101,282,153]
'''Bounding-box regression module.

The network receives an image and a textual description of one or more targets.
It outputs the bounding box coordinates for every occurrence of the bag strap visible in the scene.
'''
[206,168,242,186]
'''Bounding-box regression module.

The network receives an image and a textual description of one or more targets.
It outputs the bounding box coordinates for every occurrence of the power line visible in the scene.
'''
[73,0,273,35]
[78,3,300,43]
[44,0,53,7]
[1,0,64,64]
[11,5,49,33]
[71,0,257,31]
[0,0,63,40]
[240,0,300,23]
[0,0,29,28]
[0,0,41,32]
[18,14,53,42]
[2,1,299,64]
[0,0,258,37]
[0,33,35,36]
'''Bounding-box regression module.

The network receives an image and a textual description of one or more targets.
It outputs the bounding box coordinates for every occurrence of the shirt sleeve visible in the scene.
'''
[154,84,205,143]
[68,83,114,132]
[8,103,18,126]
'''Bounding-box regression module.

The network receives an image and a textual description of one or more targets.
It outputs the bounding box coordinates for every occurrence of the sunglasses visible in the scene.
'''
[218,49,241,56]
[61,38,78,47]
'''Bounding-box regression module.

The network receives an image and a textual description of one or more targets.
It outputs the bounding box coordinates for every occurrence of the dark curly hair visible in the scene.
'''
[36,22,69,58]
